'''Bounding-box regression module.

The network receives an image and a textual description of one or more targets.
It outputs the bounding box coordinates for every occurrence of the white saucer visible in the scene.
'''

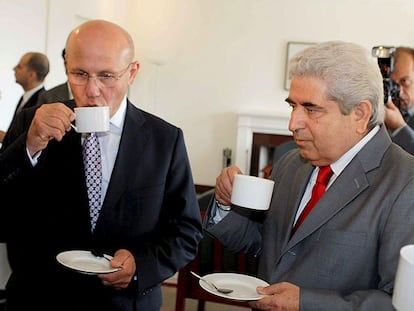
[198,272,269,301]
[56,250,119,275]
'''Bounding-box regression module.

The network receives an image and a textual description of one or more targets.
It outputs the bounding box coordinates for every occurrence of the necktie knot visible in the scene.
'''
[292,165,333,235]
[316,165,333,186]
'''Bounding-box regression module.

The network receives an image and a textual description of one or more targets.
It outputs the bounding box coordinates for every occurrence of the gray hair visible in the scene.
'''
[289,41,384,129]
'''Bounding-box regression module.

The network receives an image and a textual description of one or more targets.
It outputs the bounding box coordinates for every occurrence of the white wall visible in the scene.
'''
[126,0,414,185]
[45,0,130,88]
[0,0,47,134]
[2,0,414,187]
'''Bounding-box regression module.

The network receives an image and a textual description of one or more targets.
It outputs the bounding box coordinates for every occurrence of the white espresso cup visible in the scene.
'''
[393,244,414,311]
[72,106,110,133]
[231,174,275,210]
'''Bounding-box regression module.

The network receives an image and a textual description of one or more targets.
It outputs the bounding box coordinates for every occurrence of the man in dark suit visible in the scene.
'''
[205,41,414,310]
[36,81,71,103]
[0,20,202,310]
[0,52,49,144]
[384,47,414,154]
[36,48,72,105]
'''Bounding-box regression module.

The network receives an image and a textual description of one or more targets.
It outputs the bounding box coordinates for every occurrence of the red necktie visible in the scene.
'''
[292,165,333,235]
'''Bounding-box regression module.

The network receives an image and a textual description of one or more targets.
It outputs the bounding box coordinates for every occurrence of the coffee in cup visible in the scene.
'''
[231,174,275,210]
[72,106,110,133]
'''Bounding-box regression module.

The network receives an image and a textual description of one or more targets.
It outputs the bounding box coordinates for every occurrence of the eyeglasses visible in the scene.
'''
[68,63,133,88]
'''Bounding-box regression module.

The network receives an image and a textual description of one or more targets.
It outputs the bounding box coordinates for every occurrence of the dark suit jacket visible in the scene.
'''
[392,114,414,155]
[36,82,70,104]
[0,100,202,310]
[205,125,414,311]
[10,87,44,121]
[0,87,45,151]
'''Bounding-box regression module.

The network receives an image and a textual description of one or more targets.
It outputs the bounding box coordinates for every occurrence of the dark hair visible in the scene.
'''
[26,52,49,82]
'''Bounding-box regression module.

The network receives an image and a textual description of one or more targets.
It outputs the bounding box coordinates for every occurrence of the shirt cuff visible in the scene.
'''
[212,200,232,224]
[26,148,41,166]
[216,200,232,211]
[391,123,407,137]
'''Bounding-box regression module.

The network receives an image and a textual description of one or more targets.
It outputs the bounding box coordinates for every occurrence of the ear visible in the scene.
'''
[29,70,38,81]
[128,61,139,85]
[353,100,372,134]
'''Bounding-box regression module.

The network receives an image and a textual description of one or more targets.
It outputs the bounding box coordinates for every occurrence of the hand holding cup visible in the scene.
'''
[26,102,75,156]
[231,174,275,210]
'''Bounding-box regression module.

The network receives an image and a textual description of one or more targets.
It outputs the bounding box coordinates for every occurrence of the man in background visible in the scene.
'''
[0,52,49,145]
[36,48,72,104]
[384,46,414,154]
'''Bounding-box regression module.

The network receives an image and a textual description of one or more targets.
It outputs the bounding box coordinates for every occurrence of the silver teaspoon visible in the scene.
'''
[190,271,234,294]
[91,249,111,262]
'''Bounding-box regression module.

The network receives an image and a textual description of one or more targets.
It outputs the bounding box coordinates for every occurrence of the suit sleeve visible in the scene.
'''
[392,125,414,155]
[204,198,264,257]
[133,129,203,292]
[0,134,34,241]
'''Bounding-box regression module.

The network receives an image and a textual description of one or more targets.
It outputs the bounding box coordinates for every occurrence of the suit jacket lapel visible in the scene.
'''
[286,125,391,248]
[280,165,313,247]
[101,101,147,211]
[25,88,44,109]
[13,88,45,117]
[288,162,369,247]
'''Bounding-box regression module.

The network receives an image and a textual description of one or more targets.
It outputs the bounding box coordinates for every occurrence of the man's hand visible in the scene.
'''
[0,130,6,143]
[97,249,136,290]
[250,282,300,311]
[215,165,243,206]
[26,103,75,156]
[384,99,405,132]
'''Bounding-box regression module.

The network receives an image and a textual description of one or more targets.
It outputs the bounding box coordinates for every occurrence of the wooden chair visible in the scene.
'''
[175,189,258,311]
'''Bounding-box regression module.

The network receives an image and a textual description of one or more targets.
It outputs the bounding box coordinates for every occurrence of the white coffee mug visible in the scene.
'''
[393,244,414,311]
[231,174,275,210]
[72,106,110,133]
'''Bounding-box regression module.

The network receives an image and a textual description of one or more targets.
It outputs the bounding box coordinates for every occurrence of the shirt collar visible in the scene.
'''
[22,84,43,104]
[67,81,74,100]
[330,125,380,176]
[109,96,127,133]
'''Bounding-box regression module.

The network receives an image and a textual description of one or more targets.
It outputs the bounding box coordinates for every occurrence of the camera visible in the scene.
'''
[372,46,400,106]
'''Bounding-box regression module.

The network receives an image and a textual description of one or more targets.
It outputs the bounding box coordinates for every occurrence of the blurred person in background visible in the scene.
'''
[0,51,49,145]
[384,46,414,154]
[36,48,72,105]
